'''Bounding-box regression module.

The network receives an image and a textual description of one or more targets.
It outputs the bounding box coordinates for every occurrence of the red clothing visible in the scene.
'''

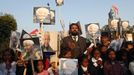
[44,58,49,70]
[36,70,48,75]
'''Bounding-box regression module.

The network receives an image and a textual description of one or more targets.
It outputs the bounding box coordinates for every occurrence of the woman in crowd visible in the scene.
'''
[0,48,16,75]
[118,50,131,75]
[104,48,123,75]
[129,53,134,75]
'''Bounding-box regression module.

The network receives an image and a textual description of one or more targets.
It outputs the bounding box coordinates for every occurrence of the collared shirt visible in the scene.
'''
[91,57,103,68]
[81,65,88,72]
[72,36,78,42]
[36,70,48,75]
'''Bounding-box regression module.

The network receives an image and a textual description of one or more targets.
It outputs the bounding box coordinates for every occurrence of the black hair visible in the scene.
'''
[106,48,116,59]
[2,48,16,62]
[69,23,82,35]
[34,60,44,73]
[78,54,88,65]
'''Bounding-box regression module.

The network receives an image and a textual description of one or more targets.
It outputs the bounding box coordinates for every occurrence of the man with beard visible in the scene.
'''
[60,22,87,58]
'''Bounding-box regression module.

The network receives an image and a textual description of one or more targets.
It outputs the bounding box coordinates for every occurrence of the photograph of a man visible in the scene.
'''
[41,32,53,52]
[21,38,43,61]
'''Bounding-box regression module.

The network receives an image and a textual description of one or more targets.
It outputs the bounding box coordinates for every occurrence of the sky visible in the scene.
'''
[0,0,134,36]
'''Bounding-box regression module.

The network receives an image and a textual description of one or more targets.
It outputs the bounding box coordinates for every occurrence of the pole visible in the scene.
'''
[58,6,65,32]
[31,59,35,75]
[93,34,97,47]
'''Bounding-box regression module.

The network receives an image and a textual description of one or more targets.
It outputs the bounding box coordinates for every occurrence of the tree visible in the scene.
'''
[0,13,17,52]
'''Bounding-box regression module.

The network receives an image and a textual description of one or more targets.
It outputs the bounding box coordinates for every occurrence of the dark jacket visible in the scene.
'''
[60,35,87,58]
[104,60,123,75]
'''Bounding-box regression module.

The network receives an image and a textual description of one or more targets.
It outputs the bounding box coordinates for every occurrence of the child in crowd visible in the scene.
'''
[90,49,104,75]
[59,48,73,58]
[78,55,91,75]
[35,60,48,75]
[48,61,58,75]
[16,52,26,75]
[100,45,108,62]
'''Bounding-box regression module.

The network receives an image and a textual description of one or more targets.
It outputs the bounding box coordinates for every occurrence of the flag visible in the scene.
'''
[30,29,39,35]
[20,30,32,39]
[112,4,119,15]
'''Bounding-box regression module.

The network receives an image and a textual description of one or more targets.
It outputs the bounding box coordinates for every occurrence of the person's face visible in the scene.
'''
[88,24,99,34]
[24,44,32,52]
[127,44,133,50]
[108,51,116,61]
[101,46,107,53]
[121,55,127,60]
[101,36,109,43]
[82,58,89,67]
[93,50,101,60]
[70,25,79,36]
[37,61,44,72]
[110,19,118,29]
[122,21,129,29]
[51,62,56,69]
[44,34,50,47]
[64,51,72,58]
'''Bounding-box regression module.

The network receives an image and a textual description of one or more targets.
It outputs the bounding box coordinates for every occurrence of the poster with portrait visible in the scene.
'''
[33,7,51,24]
[109,19,119,31]
[41,31,59,63]
[33,7,55,25]
[20,37,43,60]
[59,58,78,75]
[85,23,100,43]
[125,33,133,41]
[50,10,55,25]
[9,31,21,51]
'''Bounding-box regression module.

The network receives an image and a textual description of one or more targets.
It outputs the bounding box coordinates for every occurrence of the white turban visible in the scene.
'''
[23,40,34,46]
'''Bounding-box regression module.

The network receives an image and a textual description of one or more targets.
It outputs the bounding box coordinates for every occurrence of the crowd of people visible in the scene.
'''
[59,22,134,75]
[0,21,134,75]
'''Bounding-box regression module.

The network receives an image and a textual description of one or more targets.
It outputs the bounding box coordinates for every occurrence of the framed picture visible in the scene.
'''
[20,37,43,60]
[59,58,78,75]
[85,23,100,34]
[41,31,58,52]
[50,10,55,25]
[85,23,100,43]
[125,33,133,41]
[33,7,50,24]
[121,21,130,30]
[9,31,21,51]
[109,19,119,30]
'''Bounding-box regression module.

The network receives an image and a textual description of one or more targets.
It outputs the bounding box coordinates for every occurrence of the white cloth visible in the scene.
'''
[47,67,58,75]
[81,65,88,72]
[129,61,134,75]
[0,61,16,75]
[72,36,78,42]
[91,57,103,68]
[109,38,124,51]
